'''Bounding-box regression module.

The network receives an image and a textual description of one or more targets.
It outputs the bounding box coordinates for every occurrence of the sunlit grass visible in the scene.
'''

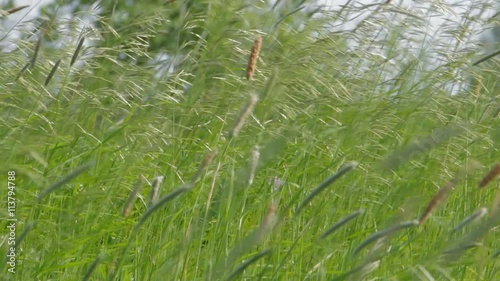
[0,1,498,280]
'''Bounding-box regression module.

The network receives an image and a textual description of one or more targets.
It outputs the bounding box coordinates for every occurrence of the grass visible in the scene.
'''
[1,0,499,280]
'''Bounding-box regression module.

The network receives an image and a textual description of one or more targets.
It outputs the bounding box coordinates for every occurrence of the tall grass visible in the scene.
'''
[0,1,498,280]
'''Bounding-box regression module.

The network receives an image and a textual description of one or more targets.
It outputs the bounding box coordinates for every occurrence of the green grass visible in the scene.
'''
[1,1,499,280]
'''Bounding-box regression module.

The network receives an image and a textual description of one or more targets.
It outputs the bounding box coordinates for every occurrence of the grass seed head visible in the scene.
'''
[246,35,262,80]
[478,163,500,189]
[419,181,455,225]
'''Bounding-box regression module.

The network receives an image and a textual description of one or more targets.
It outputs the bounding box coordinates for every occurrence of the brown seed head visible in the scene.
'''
[246,35,262,80]
[479,163,500,189]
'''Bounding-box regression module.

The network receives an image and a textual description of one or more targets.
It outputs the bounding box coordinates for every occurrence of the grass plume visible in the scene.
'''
[190,151,216,183]
[5,5,29,15]
[451,207,488,233]
[248,145,260,186]
[295,162,358,215]
[225,249,272,281]
[30,37,42,69]
[319,209,364,240]
[71,36,85,66]
[419,181,455,225]
[82,254,104,281]
[353,220,419,255]
[44,58,61,86]
[228,94,258,138]
[478,163,500,189]
[14,62,31,81]
[246,35,262,80]
[122,175,144,217]
[148,176,164,207]
[37,162,94,202]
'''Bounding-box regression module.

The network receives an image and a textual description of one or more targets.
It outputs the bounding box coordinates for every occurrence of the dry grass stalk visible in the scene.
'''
[419,181,455,225]
[246,35,262,80]
[478,163,500,189]
[122,175,145,217]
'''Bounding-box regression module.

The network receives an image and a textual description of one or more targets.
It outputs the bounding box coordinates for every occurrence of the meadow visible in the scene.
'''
[0,1,499,280]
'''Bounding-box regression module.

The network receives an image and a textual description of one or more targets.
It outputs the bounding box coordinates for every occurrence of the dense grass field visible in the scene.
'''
[1,1,499,280]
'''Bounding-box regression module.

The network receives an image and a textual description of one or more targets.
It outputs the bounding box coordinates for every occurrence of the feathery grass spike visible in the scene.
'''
[246,35,262,79]
[295,162,358,215]
[451,208,487,233]
[248,145,260,186]
[15,221,35,246]
[122,176,144,217]
[71,36,85,66]
[478,163,500,189]
[14,62,31,81]
[228,94,258,138]
[353,220,419,255]
[138,185,191,227]
[442,242,482,255]
[442,211,500,261]
[148,176,164,207]
[44,59,61,86]
[419,181,455,225]
[225,249,272,281]
[82,254,104,281]
[31,37,42,69]
[2,222,35,266]
[472,49,500,66]
[319,209,364,240]
[190,151,216,183]
[381,126,463,170]
[112,184,193,280]
[37,162,94,202]
[6,5,29,15]
[214,203,277,279]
